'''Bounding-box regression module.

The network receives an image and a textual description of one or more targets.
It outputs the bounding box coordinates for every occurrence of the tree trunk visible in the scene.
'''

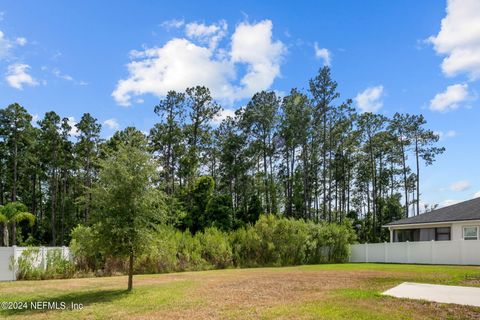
[400,143,409,218]
[61,171,67,245]
[0,174,5,206]
[12,222,16,246]
[3,224,9,247]
[128,251,134,291]
[415,138,420,216]
[302,144,309,219]
[262,138,270,214]
[290,147,295,215]
[12,136,18,202]
[285,145,292,217]
[51,168,57,246]
[328,125,333,221]
[32,172,37,219]
[268,136,275,214]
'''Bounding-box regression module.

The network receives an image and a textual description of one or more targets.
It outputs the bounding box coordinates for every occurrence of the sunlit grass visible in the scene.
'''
[0,263,479,319]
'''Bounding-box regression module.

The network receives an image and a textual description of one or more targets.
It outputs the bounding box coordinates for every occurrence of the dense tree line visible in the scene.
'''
[0,67,444,246]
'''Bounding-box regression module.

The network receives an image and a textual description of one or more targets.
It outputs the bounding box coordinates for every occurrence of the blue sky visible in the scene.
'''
[0,0,479,208]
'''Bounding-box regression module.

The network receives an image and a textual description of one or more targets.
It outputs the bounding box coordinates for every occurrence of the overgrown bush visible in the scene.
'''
[12,247,42,280]
[135,225,179,274]
[12,247,74,280]
[197,227,232,269]
[45,249,75,279]
[305,220,356,264]
[69,215,356,276]
[70,225,103,272]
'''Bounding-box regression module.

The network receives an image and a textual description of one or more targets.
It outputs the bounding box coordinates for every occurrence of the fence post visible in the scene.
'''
[384,242,388,263]
[406,241,410,263]
[41,246,47,270]
[431,240,435,264]
[365,243,369,263]
[11,245,17,281]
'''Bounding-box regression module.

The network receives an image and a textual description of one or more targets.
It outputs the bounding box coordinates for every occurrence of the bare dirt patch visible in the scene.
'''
[150,269,404,319]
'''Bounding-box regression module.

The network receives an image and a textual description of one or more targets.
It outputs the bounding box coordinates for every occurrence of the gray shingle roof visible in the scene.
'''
[385,197,480,226]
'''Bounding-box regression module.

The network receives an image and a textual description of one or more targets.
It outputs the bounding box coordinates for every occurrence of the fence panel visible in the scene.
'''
[0,246,71,281]
[350,240,480,265]
[386,242,408,263]
[0,247,14,281]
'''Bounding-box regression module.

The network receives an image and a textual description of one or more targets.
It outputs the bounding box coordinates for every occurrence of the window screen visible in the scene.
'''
[394,229,420,242]
[435,227,451,241]
[463,226,478,240]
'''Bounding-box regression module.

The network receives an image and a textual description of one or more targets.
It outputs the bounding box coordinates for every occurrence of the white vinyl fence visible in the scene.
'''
[0,246,71,281]
[350,240,480,265]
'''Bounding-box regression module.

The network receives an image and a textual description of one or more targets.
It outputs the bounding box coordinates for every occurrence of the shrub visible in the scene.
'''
[176,230,208,271]
[44,249,75,279]
[231,215,355,267]
[197,227,233,269]
[70,225,103,272]
[12,247,42,280]
[231,215,309,267]
[305,220,357,264]
[135,226,179,274]
[271,217,309,266]
[67,214,356,278]
[230,226,261,267]
[12,247,74,280]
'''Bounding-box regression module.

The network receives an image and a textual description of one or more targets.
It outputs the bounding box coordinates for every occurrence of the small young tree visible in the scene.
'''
[90,144,164,291]
[0,202,35,246]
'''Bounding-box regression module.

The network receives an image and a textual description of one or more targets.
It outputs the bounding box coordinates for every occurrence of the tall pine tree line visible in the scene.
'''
[0,67,444,245]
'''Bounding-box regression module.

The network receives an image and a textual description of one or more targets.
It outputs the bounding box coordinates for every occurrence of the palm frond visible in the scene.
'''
[13,212,35,227]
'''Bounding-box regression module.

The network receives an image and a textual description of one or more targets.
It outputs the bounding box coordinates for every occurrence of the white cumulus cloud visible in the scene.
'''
[5,63,38,89]
[52,68,74,81]
[0,30,28,60]
[104,118,120,130]
[435,129,457,140]
[112,20,286,106]
[160,19,185,30]
[0,30,13,59]
[355,85,384,113]
[212,108,236,125]
[450,180,471,192]
[429,83,469,112]
[15,37,27,46]
[185,20,227,49]
[230,20,286,99]
[314,42,331,66]
[473,191,480,198]
[66,117,79,137]
[428,0,480,79]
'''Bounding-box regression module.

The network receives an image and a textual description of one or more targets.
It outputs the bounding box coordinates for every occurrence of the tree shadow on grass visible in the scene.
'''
[1,288,129,316]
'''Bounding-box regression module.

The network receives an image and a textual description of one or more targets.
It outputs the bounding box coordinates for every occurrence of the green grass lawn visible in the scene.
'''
[1,263,480,319]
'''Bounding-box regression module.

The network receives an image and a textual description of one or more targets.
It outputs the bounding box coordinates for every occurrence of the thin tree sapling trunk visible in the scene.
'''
[128,251,134,291]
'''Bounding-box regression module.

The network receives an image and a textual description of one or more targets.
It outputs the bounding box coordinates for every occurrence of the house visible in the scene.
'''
[384,197,480,243]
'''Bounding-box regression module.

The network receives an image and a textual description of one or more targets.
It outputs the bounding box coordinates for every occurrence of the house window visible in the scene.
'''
[394,229,420,242]
[435,227,451,241]
[463,226,479,240]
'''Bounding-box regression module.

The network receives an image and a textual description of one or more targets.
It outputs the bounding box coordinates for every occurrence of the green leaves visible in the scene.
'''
[90,143,166,258]
[11,212,35,227]
[0,201,35,246]
[1,201,34,225]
